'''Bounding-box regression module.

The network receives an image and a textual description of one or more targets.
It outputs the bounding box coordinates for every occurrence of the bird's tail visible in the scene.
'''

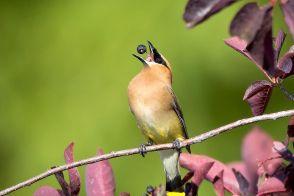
[159,149,183,192]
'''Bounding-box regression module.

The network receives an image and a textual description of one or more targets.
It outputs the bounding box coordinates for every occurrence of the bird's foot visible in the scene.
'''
[172,139,182,152]
[139,141,153,157]
[139,144,147,157]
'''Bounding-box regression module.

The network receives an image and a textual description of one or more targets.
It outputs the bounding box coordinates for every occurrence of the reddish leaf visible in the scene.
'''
[85,149,115,196]
[288,116,294,142]
[243,80,273,116]
[183,0,236,28]
[257,176,287,195]
[180,153,241,195]
[227,162,257,194]
[242,127,282,177]
[181,156,214,186]
[280,0,294,40]
[232,168,249,196]
[192,161,214,186]
[64,143,80,195]
[213,170,225,196]
[34,186,61,196]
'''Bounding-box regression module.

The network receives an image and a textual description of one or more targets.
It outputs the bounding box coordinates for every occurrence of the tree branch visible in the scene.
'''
[1,109,294,196]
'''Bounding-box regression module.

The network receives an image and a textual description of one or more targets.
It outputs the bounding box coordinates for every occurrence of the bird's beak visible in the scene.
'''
[132,54,148,66]
[132,41,166,66]
[147,41,161,62]
[147,41,166,65]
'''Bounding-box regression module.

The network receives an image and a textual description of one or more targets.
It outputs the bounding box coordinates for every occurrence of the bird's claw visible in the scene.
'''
[173,139,182,152]
[139,144,147,157]
[139,141,153,157]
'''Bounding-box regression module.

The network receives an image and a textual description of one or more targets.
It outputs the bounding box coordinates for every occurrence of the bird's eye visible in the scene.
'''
[137,44,147,54]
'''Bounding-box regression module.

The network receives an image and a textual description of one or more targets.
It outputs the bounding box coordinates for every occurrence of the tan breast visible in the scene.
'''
[128,67,172,119]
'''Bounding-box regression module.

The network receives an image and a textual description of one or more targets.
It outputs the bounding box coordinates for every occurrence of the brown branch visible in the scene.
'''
[1,109,294,196]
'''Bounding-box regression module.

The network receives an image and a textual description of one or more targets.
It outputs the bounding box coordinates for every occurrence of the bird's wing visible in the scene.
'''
[167,87,191,153]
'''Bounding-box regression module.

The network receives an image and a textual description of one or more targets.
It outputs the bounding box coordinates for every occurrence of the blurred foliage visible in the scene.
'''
[0,0,293,195]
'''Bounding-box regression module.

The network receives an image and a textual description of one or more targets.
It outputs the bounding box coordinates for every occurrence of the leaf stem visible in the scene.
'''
[278,84,294,101]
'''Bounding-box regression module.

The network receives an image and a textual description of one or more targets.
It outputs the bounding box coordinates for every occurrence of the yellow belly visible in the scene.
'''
[137,110,185,144]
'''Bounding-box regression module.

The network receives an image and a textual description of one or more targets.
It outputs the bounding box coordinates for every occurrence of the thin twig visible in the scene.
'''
[1,109,294,196]
[278,84,294,101]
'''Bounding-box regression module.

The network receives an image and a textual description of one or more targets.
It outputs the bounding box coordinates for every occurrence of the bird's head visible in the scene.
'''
[132,41,172,82]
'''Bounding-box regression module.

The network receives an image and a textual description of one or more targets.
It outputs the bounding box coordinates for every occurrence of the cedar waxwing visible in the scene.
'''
[128,41,190,192]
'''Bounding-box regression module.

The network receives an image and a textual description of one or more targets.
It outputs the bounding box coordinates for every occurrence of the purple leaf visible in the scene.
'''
[288,116,294,142]
[34,186,61,196]
[85,149,115,196]
[224,36,248,52]
[183,0,236,28]
[277,51,294,79]
[243,80,272,100]
[280,0,294,40]
[274,31,286,61]
[64,143,80,195]
[226,3,275,77]
[224,37,272,79]
[242,127,282,177]
[230,3,266,43]
[244,4,274,75]
[243,80,273,116]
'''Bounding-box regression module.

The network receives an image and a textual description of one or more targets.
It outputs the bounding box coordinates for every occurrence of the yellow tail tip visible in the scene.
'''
[166,192,185,196]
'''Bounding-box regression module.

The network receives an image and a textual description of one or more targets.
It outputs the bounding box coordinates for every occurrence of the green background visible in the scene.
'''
[0,0,293,195]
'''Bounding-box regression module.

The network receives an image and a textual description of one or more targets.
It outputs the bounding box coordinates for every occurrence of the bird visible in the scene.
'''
[128,41,190,192]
